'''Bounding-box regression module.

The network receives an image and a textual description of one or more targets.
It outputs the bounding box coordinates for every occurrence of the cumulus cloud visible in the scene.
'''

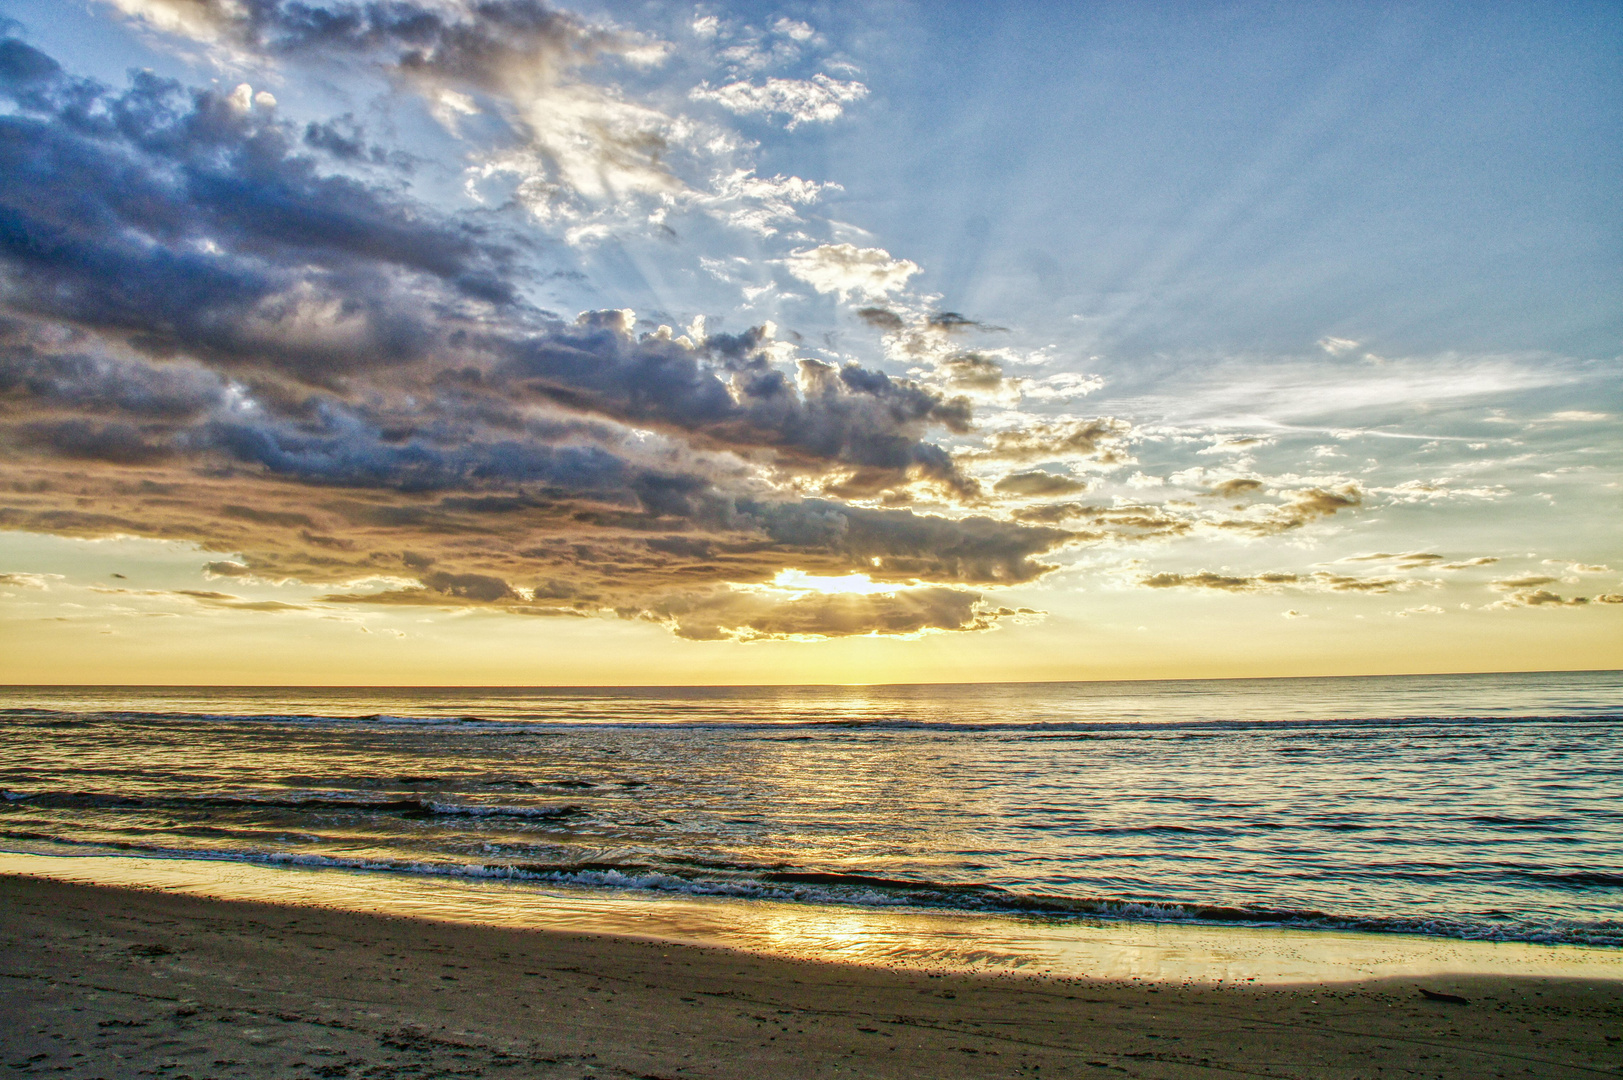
[107,0,686,218]
[0,33,1081,640]
[963,418,1135,467]
[784,244,920,301]
[703,169,840,236]
[690,73,868,129]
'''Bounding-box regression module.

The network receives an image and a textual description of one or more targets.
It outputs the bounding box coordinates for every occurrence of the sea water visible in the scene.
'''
[2,671,1619,947]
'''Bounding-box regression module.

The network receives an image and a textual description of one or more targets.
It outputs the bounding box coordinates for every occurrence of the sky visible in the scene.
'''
[0,0,1618,685]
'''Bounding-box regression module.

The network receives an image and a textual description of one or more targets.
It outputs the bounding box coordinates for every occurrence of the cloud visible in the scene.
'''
[993,472,1089,498]
[1343,552,1509,573]
[107,0,685,217]
[690,74,868,129]
[1207,478,1264,498]
[1018,372,1105,402]
[1010,502,1190,539]
[1539,410,1609,423]
[1198,435,1270,455]
[703,169,840,236]
[784,244,920,301]
[627,583,1024,641]
[1489,575,1562,591]
[0,572,58,589]
[1483,575,1613,609]
[0,53,981,490]
[0,34,1085,639]
[1375,479,1510,503]
[1207,483,1365,536]
[1343,551,1448,569]
[173,588,307,612]
[963,418,1135,467]
[1140,569,1423,595]
[1486,589,1591,609]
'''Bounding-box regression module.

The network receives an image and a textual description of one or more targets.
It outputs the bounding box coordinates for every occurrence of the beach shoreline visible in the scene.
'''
[4,850,1620,984]
[3,867,1621,1079]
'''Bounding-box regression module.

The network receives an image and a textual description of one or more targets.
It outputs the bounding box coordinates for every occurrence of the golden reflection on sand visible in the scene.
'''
[3,851,1618,984]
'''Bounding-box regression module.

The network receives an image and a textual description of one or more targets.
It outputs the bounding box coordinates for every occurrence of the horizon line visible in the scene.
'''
[2,667,1618,691]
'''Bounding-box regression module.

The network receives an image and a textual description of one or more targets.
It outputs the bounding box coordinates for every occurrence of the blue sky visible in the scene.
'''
[0,0,1617,682]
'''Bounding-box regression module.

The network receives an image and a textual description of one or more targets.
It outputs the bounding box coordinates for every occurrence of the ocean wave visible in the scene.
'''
[0,790,584,820]
[3,705,1620,732]
[3,837,1617,947]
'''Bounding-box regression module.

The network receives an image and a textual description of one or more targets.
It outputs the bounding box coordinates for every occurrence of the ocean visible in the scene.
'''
[2,671,1620,948]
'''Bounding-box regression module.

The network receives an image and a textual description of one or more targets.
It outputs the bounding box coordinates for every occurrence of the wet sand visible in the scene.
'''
[3,874,1622,1079]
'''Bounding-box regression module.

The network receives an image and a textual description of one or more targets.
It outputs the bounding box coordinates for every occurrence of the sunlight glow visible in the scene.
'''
[768,570,904,595]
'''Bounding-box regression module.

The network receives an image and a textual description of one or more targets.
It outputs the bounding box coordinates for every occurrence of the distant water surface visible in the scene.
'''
[2,671,1620,946]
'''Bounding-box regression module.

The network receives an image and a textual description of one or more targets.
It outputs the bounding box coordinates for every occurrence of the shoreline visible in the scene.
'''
[2,850,1619,984]
[3,872,1622,1079]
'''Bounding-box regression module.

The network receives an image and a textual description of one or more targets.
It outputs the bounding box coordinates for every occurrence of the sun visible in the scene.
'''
[767,569,904,596]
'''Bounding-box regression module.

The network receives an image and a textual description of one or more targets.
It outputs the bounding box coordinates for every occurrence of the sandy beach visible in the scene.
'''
[3,872,1620,1080]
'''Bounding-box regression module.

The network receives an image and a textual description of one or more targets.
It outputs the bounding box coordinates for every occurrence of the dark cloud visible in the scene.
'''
[0,51,510,377]
[854,306,904,331]
[17,419,175,465]
[0,31,1099,641]
[497,315,978,490]
[110,0,624,87]
[926,311,1004,333]
[0,49,983,491]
